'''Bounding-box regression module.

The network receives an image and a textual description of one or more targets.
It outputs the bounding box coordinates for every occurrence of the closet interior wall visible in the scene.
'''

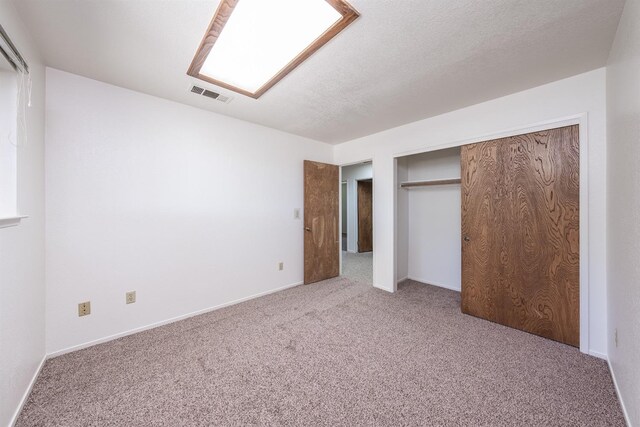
[396,158,409,283]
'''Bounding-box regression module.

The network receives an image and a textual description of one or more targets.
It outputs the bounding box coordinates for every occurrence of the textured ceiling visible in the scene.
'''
[13,0,625,144]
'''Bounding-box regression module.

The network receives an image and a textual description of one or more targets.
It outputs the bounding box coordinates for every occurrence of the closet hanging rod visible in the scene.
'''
[400,178,461,188]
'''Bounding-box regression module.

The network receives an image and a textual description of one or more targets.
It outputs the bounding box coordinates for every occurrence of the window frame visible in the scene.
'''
[0,23,29,228]
[186,0,359,99]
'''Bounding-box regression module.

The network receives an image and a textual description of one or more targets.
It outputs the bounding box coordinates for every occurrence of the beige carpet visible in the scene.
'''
[341,251,373,284]
[17,278,624,426]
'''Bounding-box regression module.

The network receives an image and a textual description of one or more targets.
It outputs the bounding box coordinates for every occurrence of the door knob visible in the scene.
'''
[463,236,470,242]
[305,227,311,232]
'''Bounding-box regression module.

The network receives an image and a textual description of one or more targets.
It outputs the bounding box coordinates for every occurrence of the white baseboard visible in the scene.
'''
[608,358,632,427]
[10,354,47,427]
[588,349,607,360]
[407,276,461,292]
[373,283,394,293]
[47,281,303,358]
[396,276,408,284]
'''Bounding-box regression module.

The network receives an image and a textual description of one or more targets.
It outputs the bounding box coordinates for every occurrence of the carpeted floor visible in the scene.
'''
[17,278,624,426]
[341,251,373,285]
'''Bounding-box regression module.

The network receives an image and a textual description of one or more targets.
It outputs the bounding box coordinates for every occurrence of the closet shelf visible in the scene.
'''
[400,178,461,188]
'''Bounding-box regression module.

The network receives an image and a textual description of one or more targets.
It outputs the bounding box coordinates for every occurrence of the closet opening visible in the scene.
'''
[395,125,581,348]
[396,147,462,293]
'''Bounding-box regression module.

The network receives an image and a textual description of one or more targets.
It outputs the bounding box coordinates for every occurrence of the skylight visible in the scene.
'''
[187,0,359,99]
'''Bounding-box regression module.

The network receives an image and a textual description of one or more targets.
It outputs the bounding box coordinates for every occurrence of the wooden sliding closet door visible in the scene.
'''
[461,125,580,346]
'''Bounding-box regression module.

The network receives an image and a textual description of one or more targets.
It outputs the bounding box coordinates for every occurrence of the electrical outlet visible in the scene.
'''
[78,301,91,317]
[278,262,284,271]
[126,291,136,304]
[615,328,618,347]
[294,208,300,219]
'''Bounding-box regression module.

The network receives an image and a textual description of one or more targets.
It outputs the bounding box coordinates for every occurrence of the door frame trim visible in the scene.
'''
[392,113,590,354]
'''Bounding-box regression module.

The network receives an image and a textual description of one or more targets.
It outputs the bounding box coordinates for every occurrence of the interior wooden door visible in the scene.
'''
[461,125,579,346]
[304,160,339,284]
[357,180,373,252]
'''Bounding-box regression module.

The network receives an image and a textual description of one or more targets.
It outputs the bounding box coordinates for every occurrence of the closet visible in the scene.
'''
[397,125,580,347]
[396,147,462,291]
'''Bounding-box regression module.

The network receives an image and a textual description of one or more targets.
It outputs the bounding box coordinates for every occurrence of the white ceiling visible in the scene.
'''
[13,0,625,144]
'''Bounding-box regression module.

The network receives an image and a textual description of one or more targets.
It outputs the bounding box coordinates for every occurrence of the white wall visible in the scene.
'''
[606,0,640,423]
[403,148,461,291]
[45,68,332,355]
[334,68,608,358]
[0,2,46,425]
[340,162,372,252]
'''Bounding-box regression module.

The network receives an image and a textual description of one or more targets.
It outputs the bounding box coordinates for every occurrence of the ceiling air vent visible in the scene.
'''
[190,85,232,104]
[202,89,219,99]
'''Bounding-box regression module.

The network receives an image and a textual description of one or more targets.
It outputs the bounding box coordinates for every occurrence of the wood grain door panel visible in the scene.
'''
[304,160,339,284]
[461,125,579,346]
[357,180,373,252]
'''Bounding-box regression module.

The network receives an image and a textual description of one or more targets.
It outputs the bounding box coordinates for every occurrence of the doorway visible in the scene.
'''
[341,162,373,284]
[357,179,373,252]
